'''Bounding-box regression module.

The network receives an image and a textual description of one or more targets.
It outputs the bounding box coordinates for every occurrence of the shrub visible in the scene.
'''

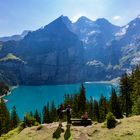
[106,112,117,129]
[23,113,39,127]
[36,125,43,130]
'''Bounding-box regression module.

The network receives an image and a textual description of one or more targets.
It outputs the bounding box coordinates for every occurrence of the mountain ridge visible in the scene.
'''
[0,15,140,85]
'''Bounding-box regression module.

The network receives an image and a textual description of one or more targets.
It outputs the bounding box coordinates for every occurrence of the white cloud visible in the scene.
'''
[112,16,122,20]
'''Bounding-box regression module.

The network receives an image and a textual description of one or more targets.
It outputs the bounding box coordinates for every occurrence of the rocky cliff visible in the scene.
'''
[0,15,140,85]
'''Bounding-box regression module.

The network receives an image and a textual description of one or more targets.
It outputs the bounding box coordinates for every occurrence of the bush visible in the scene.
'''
[23,113,39,127]
[106,112,117,129]
[36,125,43,130]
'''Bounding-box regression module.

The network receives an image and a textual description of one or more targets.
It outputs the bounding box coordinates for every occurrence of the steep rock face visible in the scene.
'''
[64,16,120,62]
[0,16,85,85]
[107,16,140,72]
[0,15,140,85]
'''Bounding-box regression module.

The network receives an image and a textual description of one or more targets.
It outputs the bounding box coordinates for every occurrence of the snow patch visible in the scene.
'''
[115,25,129,37]
[81,37,89,44]
[86,60,104,67]
[87,30,97,36]
[131,56,140,66]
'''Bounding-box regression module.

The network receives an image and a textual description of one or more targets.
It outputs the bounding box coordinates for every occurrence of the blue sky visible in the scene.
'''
[0,0,140,37]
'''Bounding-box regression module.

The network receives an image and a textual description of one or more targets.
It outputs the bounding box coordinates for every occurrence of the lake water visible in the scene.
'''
[4,82,119,119]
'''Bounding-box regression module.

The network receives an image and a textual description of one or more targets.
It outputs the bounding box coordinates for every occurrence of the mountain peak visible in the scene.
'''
[43,15,72,29]
[61,15,72,25]
[95,18,120,29]
[128,15,140,27]
[76,16,94,24]
[56,15,71,23]
[95,18,110,25]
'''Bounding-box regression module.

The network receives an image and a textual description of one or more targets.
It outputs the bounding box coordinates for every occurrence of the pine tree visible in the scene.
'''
[42,102,50,123]
[99,95,108,122]
[46,102,51,123]
[132,95,140,115]
[120,73,132,117]
[72,94,79,117]
[10,106,20,129]
[87,96,94,120]
[131,65,140,114]
[50,101,57,122]
[42,105,47,124]
[110,89,122,119]
[93,100,99,122]
[64,94,73,108]
[132,65,140,103]
[34,109,41,124]
[78,84,86,116]
[0,98,10,136]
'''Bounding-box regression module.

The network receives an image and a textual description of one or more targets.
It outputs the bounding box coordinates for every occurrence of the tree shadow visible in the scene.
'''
[53,126,64,139]
[64,125,71,140]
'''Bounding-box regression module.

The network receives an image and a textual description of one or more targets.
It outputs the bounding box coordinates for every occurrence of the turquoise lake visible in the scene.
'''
[4,83,119,119]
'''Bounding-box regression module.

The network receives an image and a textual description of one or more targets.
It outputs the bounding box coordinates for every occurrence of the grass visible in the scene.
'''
[0,123,24,140]
[1,116,140,140]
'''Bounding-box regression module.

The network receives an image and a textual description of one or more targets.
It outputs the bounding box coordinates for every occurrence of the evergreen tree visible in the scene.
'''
[130,65,140,114]
[42,105,47,123]
[132,95,140,115]
[87,96,94,120]
[46,102,51,123]
[99,95,108,122]
[50,101,57,122]
[120,73,132,117]
[93,100,99,122]
[71,94,79,117]
[110,89,122,119]
[42,102,50,123]
[78,84,86,116]
[0,98,10,136]
[131,65,140,103]
[10,106,20,129]
[34,109,41,124]
[64,94,73,108]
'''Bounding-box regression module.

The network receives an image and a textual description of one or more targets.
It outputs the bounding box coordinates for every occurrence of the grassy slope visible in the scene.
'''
[1,115,140,140]
[0,53,22,62]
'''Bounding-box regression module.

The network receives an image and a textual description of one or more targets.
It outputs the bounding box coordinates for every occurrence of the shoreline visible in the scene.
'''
[0,85,19,102]
[0,78,120,101]
[85,77,120,85]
